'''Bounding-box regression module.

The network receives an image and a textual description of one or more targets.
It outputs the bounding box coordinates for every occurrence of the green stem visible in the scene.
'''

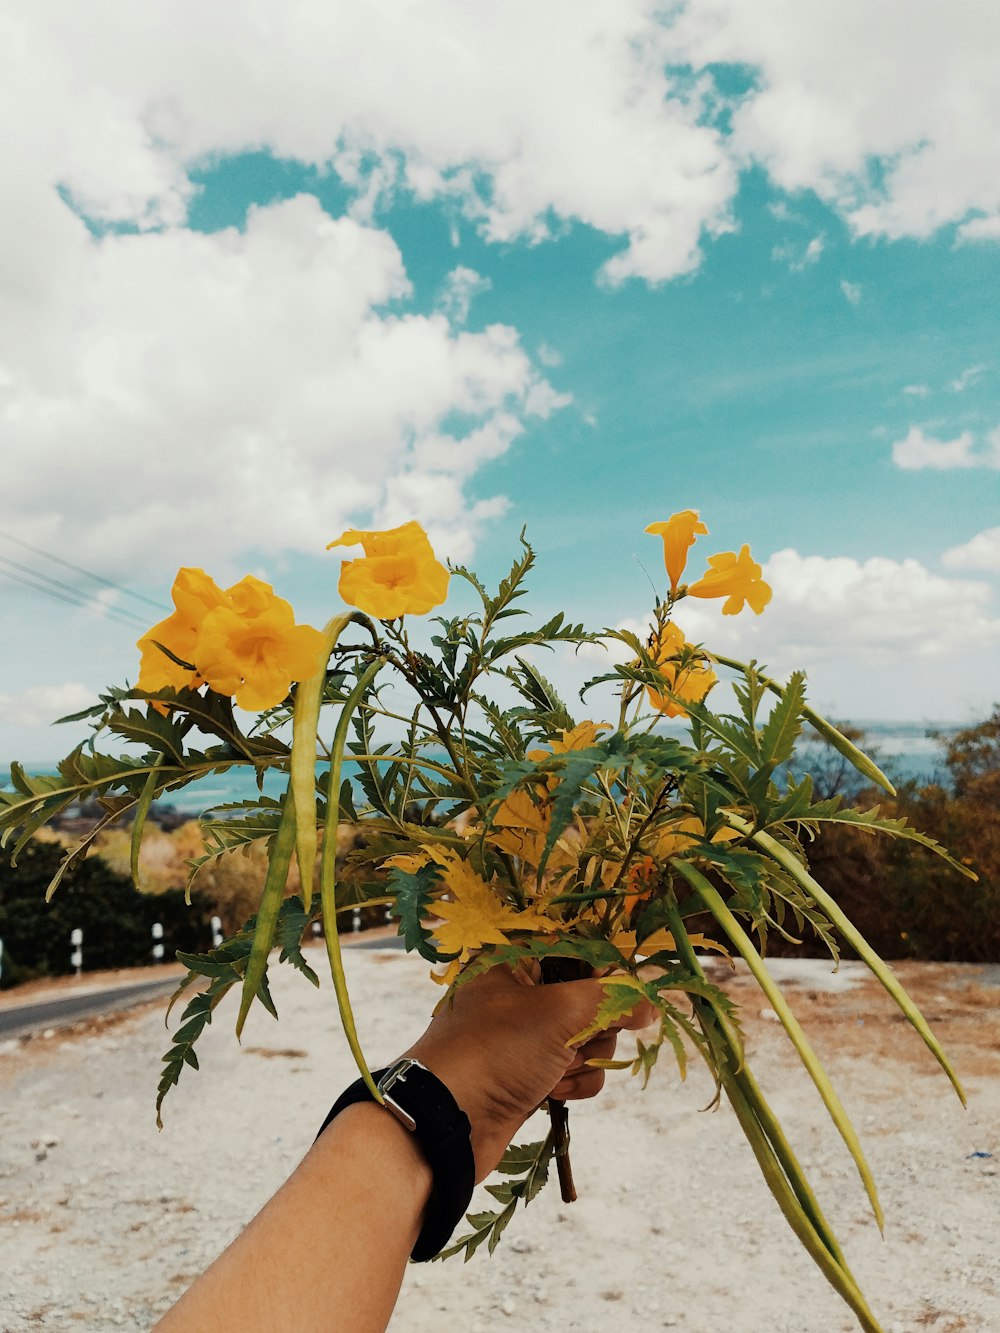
[320,657,388,1100]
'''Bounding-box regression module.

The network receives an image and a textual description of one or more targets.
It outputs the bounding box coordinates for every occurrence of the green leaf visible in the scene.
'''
[276,896,320,987]
[570,974,657,1044]
[129,757,163,889]
[712,653,896,795]
[434,1134,554,1262]
[759,670,806,769]
[794,805,977,879]
[495,1140,546,1174]
[509,656,574,728]
[388,863,452,962]
[157,974,238,1127]
[235,792,298,1038]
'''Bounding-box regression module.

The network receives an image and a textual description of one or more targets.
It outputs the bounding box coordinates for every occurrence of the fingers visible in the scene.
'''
[550,1066,606,1101]
[613,998,659,1032]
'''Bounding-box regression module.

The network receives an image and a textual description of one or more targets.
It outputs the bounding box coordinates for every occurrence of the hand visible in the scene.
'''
[403,963,656,1181]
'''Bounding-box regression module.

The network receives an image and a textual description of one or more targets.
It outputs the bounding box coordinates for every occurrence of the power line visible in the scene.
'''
[0,528,170,613]
[0,562,150,631]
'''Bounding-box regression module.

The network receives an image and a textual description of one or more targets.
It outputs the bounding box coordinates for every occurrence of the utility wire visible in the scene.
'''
[0,562,150,631]
[0,527,170,613]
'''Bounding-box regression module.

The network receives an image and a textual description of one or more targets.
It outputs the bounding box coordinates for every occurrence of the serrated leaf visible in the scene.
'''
[759,670,805,769]
[388,862,449,962]
[570,974,656,1044]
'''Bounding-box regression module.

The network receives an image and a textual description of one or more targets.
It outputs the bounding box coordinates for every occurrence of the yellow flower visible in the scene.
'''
[194,579,325,711]
[645,622,717,717]
[327,520,449,619]
[136,568,228,695]
[645,511,709,593]
[687,545,772,615]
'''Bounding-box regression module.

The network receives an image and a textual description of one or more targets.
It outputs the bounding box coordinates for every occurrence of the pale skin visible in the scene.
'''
[155,965,655,1333]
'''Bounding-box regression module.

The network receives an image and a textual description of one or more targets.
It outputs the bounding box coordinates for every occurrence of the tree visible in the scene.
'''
[0,840,213,988]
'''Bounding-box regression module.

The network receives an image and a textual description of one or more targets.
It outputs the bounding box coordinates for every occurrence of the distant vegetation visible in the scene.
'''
[767,706,1000,964]
[2,708,997,987]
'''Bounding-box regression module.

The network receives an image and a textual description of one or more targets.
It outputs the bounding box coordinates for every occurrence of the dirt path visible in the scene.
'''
[1,948,997,1332]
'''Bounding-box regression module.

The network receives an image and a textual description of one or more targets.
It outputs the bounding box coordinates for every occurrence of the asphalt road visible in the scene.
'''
[0,976,182,1041]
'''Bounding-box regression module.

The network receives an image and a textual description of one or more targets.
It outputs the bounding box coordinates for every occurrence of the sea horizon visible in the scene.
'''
[2,716,964,815]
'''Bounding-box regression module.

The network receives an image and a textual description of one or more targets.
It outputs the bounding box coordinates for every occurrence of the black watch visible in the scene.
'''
[316,1058,476,1262]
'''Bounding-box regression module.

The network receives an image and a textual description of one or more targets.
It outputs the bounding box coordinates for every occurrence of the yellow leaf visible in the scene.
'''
[488,788,552,866]
[432,856,553,957]
[614,928,732,962]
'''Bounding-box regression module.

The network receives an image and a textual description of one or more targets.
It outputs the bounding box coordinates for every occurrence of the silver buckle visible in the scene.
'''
[377,1058,424,1132]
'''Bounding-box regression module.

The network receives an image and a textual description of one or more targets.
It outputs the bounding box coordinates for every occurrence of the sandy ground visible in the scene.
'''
[1,945,998,1333]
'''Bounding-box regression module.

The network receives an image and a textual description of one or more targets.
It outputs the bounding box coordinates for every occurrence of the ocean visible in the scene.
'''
[2,719,959,817]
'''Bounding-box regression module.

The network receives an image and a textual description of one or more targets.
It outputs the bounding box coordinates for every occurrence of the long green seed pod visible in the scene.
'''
[726,815,967,1106]
[290,614,354,915]
[319,656,387,1100]
[665,898,879,1330]
[671,857,884,1230]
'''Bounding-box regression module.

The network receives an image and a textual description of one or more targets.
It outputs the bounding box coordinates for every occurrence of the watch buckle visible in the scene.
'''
[377,1058,421,1131]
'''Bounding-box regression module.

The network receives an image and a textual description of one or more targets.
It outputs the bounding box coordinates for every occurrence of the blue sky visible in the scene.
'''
[1,2,998,761]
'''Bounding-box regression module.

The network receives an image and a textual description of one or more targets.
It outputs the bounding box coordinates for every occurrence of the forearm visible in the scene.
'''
[155,1103,432,1333]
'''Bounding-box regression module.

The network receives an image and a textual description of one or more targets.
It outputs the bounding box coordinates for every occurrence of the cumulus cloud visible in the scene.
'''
[892,425,1000,470]
[0,682,96,727]
[580,547,1000,678]
[942,527,1000,573]
[673,0,1000,243]
[0,194,562,574]
[0,0,741,290]
[839,279,862,305]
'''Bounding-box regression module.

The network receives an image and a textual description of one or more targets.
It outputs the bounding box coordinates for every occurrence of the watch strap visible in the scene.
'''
[316,1060,475,1262]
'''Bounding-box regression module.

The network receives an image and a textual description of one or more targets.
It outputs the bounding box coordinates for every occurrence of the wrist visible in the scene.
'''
[403,1040,520,1180]
[316,1060,476,1261]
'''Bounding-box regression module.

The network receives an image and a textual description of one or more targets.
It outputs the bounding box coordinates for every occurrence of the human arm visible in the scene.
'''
[154,965,653,1333]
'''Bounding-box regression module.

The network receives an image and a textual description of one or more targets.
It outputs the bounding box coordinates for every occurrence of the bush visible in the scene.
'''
[0,840,214,988]
[767,710,1000,963]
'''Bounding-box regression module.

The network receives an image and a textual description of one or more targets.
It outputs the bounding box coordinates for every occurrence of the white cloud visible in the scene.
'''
[0,194,562,574]
[839,279,862,305]
[957,215,1000,242]
[949,363,987,393]
[891,425,1000,470]
[772,233,824,272]
[673,0,1000,243]
[0,0,741,290]
[0,682,96,727]
[903,384,930,397]
[942,527,1000,573]
[438,267,492,325]
[583,547,1000,667]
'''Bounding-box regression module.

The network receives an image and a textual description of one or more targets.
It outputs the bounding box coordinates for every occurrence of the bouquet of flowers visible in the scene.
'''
[0,512,971,1333]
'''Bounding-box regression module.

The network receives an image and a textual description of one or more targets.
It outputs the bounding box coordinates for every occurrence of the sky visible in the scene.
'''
[1,0,998,764]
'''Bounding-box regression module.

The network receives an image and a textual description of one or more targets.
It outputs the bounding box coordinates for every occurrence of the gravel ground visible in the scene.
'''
[1,946,998,1332]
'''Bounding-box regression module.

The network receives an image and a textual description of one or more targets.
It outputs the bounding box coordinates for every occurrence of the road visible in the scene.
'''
[0,975,182,1041]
